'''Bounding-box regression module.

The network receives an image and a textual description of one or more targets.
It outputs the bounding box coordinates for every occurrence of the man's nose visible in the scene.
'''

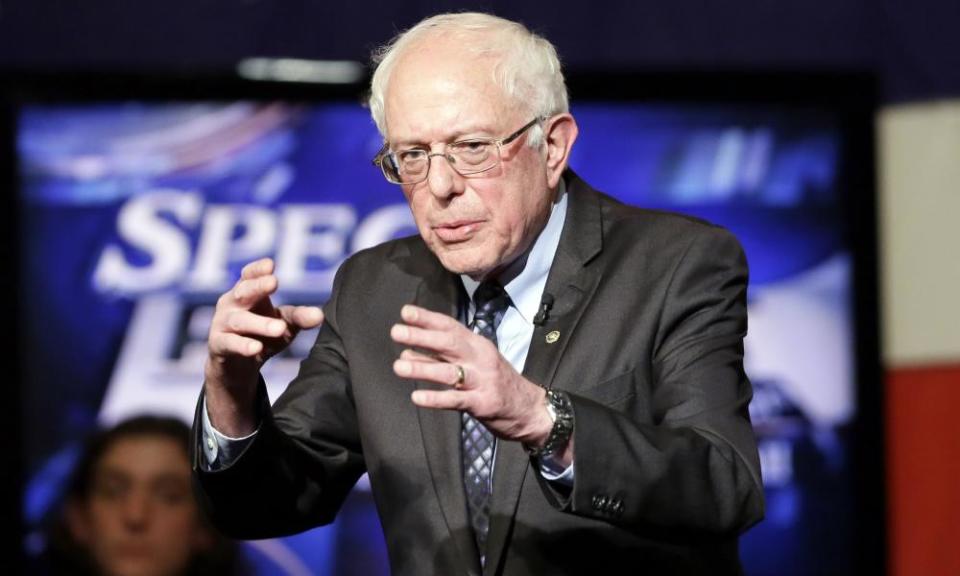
[425,153,464,200]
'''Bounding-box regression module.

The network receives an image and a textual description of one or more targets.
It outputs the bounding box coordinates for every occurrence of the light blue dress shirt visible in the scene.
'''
[202,182,573,486]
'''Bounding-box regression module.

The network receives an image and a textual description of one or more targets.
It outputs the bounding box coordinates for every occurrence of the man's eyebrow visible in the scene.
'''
[390,125,498,149]
[391,138,430,149]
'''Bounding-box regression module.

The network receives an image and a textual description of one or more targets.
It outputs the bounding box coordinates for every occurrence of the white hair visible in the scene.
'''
[368,12,569,148]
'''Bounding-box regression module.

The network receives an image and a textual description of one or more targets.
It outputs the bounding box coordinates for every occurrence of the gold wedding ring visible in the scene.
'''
[453,364,466,389]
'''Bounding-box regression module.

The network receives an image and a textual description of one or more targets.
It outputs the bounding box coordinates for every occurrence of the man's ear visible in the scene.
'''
[543,113,578,189]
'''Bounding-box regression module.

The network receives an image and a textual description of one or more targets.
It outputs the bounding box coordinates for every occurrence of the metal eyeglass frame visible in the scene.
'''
[372,116,545,185]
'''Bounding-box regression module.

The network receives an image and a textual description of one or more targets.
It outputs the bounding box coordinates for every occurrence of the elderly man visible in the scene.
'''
[194,12,764,576]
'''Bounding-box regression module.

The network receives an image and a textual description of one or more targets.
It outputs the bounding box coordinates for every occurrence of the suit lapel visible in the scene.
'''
[483,173,604,575]
[409,254,483,576]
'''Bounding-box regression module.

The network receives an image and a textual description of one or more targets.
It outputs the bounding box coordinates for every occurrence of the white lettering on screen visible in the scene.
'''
[92,189,414,296]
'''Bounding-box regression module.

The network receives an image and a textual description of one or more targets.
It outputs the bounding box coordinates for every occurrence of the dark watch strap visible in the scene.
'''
[525,389,574,458]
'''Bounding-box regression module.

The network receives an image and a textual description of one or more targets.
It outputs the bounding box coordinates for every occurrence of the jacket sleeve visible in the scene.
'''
[191,263,366,539]
[535,226,764,537]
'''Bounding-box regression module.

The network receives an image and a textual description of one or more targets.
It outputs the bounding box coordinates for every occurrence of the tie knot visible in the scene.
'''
[471,280,510,337]
[473,280,509,314]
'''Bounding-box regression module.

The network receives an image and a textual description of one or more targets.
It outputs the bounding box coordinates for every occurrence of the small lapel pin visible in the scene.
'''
[545,330,560,344]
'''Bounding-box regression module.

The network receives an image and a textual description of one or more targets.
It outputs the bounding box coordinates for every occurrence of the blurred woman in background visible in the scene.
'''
[44,415,246,576]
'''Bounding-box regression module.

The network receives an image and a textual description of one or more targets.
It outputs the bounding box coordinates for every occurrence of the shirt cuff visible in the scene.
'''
[201,398,259,471]
[538,453,574,487]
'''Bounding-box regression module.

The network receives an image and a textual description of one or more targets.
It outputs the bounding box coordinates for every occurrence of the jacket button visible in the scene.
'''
[613,500,624,515]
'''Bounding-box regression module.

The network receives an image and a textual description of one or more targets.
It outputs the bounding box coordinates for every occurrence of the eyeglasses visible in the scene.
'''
[372,117,544,185]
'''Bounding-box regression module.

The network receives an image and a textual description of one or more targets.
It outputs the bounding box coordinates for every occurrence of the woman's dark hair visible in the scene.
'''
[66,415,192,500]
[41,415,249,576]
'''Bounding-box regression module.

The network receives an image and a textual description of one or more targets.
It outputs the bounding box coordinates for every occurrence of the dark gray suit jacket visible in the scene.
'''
[192,171,764,575]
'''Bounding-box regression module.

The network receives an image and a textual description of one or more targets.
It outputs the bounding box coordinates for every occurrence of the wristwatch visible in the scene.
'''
[525,389,574,458]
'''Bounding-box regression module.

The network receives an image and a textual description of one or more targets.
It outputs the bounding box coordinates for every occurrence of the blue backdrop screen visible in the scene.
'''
[19,99,857,575]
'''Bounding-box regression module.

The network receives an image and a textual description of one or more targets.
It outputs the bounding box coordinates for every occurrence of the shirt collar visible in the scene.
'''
[461,179,568,323]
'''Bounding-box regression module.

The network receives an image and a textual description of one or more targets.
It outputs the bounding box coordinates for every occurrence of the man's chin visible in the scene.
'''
[433,248,495,279]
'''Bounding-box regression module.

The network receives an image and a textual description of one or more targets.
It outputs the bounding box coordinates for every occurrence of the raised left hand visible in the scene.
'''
[390,304,552,446]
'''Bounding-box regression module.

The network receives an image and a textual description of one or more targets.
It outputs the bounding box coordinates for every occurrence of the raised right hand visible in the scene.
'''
[204,257,324,436]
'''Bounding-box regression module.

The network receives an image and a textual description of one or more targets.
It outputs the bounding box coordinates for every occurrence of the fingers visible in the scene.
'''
[222,309,287,338]
[399,304,462,331]
[394,357,463,387]
[411,389,467,411]
[279,305,324,329]
[240,257,275,280]
[210,259,298,367]
[209,331,265,358]
[399,349,439,362]
[391,323,462,357]
[230,274,279,306]
[206,258,309,396]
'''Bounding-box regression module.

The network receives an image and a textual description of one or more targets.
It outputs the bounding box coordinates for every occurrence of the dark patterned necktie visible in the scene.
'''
[463,280,510,559]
